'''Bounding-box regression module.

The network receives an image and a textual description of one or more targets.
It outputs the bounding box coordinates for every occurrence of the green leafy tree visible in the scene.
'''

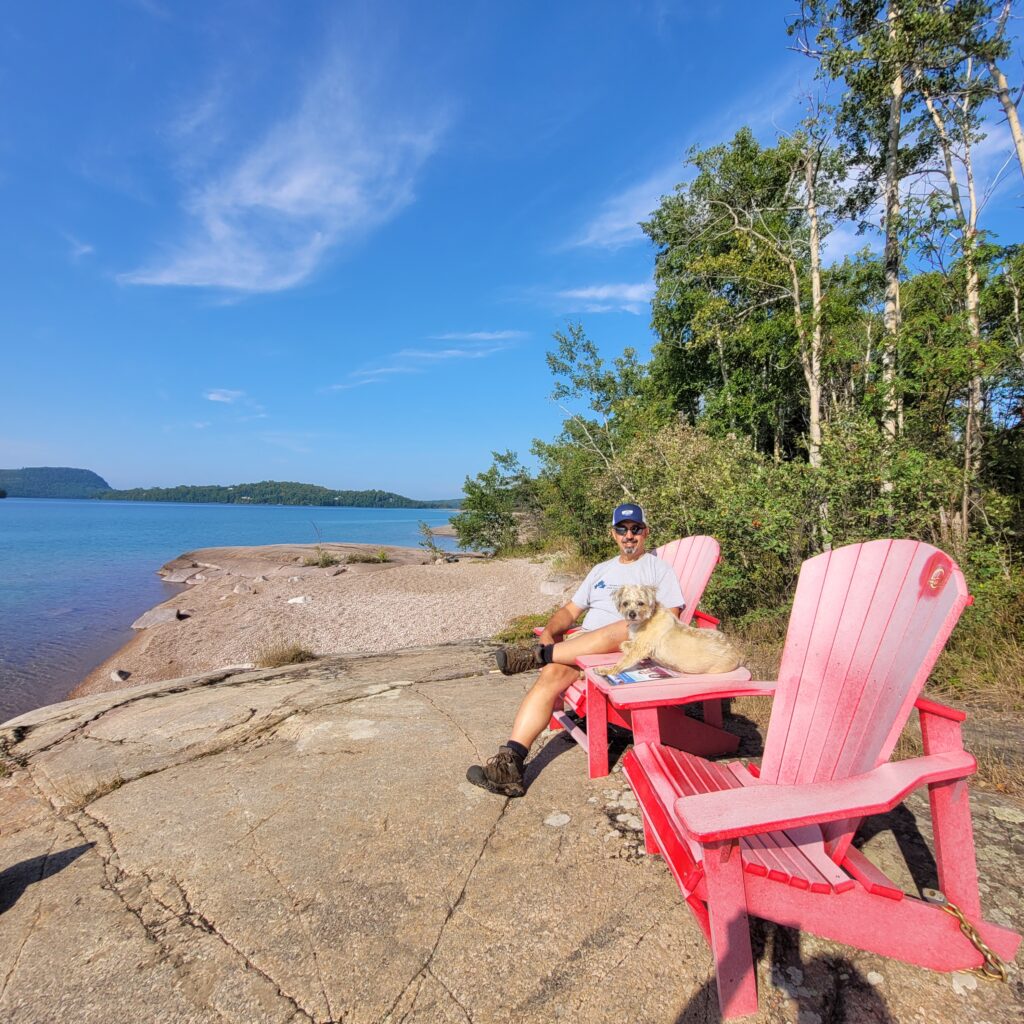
[451,451,537,553]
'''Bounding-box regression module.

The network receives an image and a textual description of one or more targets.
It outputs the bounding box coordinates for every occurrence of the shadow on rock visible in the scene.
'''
[852,802,939,894]
[522,730,579,789]
[0,843,93,915]
[674,919,897,1023]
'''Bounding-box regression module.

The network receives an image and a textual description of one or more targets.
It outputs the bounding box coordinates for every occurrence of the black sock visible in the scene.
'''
[505,740,528,765]
[539,643,555,666]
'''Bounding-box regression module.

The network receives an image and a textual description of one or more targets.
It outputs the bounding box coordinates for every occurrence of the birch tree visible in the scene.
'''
[793,1,930,444]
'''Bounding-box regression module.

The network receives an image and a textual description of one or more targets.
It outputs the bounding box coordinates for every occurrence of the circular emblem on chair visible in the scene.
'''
[928,566,946,590]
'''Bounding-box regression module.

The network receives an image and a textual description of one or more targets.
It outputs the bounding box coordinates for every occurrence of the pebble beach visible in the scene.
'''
[69,542,570,700]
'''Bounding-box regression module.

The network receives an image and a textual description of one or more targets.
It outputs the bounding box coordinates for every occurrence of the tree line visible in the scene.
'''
[453,1,1024,686]
[98,482,460,509]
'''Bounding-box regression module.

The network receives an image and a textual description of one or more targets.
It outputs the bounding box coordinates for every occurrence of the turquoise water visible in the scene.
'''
[0,498,457,722]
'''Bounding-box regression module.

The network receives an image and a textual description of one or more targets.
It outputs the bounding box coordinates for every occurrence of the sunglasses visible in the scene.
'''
[613,523,646,536]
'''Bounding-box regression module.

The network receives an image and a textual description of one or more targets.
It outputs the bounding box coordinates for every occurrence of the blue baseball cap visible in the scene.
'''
[611,503,647,527]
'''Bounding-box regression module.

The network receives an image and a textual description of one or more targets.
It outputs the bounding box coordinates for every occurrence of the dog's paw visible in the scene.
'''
[592,666,610,676]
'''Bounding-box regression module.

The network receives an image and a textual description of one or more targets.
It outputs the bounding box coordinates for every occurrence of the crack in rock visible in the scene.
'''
[231,779,338,1024]
[411,686,483,760]
[379,800,511,1024]
[14,769,319,1024]
[0,833,57,1006]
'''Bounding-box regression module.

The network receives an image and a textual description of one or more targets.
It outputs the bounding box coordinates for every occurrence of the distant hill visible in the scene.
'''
[0,467,111,499]
[98,480,461,508]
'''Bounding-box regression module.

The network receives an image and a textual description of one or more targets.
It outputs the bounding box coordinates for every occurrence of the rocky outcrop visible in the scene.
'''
[1,645,1021,1023]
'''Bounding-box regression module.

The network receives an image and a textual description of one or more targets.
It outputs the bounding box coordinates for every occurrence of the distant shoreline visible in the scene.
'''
[0,500,460,723]
[5,494,461,510]
[0,468,461,508]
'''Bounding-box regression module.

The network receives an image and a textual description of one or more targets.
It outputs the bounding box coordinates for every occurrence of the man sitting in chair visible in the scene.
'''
[466,503,685,797]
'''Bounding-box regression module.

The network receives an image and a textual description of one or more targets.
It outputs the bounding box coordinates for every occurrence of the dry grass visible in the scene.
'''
[893,717,1024,793]
[255,642,317,669]
[732,607,789,681]
[548,548,593,577]
[929,604,1024,711]
[67,773,126,810]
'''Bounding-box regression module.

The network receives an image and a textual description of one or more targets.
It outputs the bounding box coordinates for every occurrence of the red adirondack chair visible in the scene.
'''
[547,535,728,746]
[622,539,1021,1019]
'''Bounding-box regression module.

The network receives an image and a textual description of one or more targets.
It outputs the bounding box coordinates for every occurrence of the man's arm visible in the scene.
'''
[539,602,584,645]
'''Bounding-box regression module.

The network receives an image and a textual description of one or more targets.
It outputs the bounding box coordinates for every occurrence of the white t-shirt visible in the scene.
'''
[571,552,686,631]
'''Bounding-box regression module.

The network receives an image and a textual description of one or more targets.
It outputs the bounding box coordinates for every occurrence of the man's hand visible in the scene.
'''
[539,602,583,646]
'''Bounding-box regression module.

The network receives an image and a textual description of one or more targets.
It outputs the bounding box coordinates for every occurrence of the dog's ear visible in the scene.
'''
[611,586,629,612]
[639,584,658,607]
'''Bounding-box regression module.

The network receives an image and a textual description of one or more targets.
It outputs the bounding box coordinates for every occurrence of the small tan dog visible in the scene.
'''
[594,584,742,676]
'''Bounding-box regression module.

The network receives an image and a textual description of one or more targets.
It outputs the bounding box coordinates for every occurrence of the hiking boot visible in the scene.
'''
[495,644,543,675]
[466,746,526,797]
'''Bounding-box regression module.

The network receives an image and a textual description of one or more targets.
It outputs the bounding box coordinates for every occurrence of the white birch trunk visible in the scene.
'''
[804,151,824,470]
[881,6,903,446]
[987,59,1024,181]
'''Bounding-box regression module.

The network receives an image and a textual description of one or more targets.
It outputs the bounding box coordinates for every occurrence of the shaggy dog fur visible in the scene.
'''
[594,584,743,676]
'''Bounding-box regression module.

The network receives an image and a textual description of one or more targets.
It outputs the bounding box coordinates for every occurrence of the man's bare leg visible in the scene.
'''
[548,620,629,665]
[508,663,580,748]
[508,620,629,748]
[468,620,630,796]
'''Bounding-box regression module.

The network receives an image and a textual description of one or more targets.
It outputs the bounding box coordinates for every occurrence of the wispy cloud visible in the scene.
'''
[429,330,527,341]
[122,55,444,293]
[204,388,244,403]
[556,282,655,315]
[569,166,681,250]
[64,233,95,261]
[569,66,804,250]
[192,421,211,429]
[329,331,518,391]
[395,346,506,360]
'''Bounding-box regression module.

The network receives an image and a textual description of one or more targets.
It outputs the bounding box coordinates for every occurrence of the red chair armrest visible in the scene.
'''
[692,609,720,629]
[671,750,977,842]
[914,696,966,722]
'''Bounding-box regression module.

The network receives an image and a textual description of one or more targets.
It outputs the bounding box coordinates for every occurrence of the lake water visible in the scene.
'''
[0,498,457,723]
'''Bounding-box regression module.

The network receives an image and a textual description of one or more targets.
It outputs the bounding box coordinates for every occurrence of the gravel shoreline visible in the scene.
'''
[69,542,573,700]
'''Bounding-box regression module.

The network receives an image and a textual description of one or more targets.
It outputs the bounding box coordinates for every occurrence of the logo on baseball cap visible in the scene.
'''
[611,503,647,527]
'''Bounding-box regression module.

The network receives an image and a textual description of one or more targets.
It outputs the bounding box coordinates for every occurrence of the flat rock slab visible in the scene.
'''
[0,644,1021,1023]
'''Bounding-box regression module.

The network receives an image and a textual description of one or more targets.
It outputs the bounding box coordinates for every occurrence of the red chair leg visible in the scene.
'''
[703,839,758,1020]
[585,678,609,778]
[929,777,982,919]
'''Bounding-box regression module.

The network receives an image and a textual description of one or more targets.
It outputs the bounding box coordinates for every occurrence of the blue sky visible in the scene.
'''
[3,2,1022,498]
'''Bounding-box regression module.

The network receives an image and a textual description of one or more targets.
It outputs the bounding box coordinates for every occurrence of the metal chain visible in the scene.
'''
[923,888,1009,982]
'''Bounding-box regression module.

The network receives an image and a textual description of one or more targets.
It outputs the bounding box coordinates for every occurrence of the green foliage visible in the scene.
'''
[451,450,539,554]
[454,0,1024,703]
[97,480,460,508]
[0,467,110,498]
[302,548,341,568]
[418,520,446,560]
[346,549,392,564]
[492,611,558,644]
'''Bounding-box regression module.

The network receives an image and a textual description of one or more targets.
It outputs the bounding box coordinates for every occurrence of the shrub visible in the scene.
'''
[452,450,539,554]
[418,520,446,560]
[302,547,341,568]
[346,549,391,564]
[255,642,317,668]
[493,611,559,644]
